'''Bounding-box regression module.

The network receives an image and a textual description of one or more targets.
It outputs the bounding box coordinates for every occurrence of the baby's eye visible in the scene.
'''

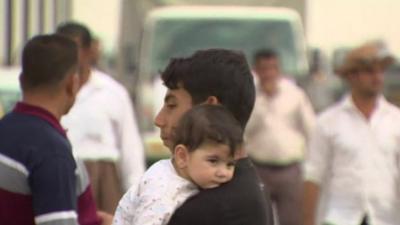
[207,158,218,164]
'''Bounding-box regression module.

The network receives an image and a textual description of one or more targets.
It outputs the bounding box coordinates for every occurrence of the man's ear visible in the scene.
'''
[174,144,190,169]
[205,96,220,105]
[19,73,26,90]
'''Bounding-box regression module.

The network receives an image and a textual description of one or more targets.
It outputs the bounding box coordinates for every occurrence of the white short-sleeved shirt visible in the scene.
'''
[305,95,400,225]
[245,77,315,164]
[113,159,198,225]
[62,69,145,190]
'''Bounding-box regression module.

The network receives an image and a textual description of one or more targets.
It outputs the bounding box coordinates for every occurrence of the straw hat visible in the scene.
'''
[335,41,395,76]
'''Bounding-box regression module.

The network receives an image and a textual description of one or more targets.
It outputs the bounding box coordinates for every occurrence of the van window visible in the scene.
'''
[145,19,300,78]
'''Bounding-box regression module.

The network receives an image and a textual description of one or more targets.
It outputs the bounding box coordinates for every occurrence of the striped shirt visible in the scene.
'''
[0,102,100,225]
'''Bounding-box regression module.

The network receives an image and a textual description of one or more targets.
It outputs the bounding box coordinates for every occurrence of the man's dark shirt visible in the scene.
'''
[168,158,274,225]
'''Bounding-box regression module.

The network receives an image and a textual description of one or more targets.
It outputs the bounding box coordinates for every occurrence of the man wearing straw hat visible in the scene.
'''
[303,41,400,225]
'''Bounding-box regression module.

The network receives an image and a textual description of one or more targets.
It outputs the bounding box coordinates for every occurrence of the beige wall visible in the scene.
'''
[307,0,400,56]
[72,0,122,55]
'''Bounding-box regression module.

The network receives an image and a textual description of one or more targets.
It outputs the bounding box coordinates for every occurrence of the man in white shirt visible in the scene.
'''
[303,41,400,225]
[245,49,315,225]
[57,22,145,214]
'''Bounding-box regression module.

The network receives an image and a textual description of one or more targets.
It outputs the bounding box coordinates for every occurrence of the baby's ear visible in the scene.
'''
[205,96,220,105]
[174,144,189,169]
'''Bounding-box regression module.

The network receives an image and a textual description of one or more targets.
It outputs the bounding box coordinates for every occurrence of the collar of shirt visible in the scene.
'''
[76,69,104,101]
[13,102,67,138]
[339,94,390,120]
[256,77,291,99]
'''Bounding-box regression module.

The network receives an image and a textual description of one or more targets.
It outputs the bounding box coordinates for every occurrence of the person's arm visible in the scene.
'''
[112,186,137,225]
[98,211,113,225]
[303,121,332,225]
[30,155,79,225]
[297,91,316,143]
[303,181,320,225]
[243,100,262,139]
[117,89,146,190]
[75,158,102,225]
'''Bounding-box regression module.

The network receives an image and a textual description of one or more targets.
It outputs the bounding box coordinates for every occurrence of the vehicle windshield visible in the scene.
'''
[137,16,306,135]
[145,18,301,78]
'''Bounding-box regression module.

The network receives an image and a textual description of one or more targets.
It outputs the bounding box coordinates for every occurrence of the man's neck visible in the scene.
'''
[80,67,92,86]
[351,92,379,120]
[259,79,280,97]
[263,88,277,97]
[22,94,63,120]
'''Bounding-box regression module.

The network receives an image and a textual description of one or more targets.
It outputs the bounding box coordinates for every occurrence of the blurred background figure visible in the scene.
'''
[57,22,146,214]
[90,37,102,68]
[303,41,400,225]
[304,49,337,113]
[245,49,315,225]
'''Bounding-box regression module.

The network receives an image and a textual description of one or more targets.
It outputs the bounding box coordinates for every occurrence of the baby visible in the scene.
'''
[113,104,243,225]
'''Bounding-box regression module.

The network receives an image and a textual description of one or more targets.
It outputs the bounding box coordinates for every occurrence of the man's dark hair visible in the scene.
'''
[56,22,92,48]
[21,34,78,90]
[173,105,243,156]
[253,49,279,64]
[162,49,256,129]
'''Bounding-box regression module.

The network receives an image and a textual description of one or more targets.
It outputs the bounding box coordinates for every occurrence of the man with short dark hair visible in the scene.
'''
[0,35,100,225]
[115,49,273,225]
[162,49,273,225]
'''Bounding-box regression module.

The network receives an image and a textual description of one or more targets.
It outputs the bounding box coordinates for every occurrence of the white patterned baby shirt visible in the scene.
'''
[112,159,198,225]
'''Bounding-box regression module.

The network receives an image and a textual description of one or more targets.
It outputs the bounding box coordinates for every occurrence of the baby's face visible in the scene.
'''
[186,144,236,189]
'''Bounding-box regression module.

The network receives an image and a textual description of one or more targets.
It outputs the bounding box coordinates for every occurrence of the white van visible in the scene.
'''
[136,6,309,161]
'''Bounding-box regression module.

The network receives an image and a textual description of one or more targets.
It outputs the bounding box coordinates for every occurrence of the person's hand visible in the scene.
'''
[97,211,113,225]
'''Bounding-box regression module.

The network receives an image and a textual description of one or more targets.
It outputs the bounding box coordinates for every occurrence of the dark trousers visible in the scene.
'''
[360,216,369,225]
[255,162,303,225]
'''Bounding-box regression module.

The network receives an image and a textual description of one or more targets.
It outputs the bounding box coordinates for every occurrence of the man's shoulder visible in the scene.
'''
[92,69,129,95]
[0,112,68,145]
[382,99,400,117]
[0,112,72,168]
[316,102,344,123]
[279,77,309,100]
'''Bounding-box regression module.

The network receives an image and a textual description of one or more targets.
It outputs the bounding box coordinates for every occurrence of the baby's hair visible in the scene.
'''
[173,105,243,155]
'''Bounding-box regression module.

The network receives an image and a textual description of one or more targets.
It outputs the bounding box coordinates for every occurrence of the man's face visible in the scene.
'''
[348,64,384,97]
[71,36,91,86]
[154,87,193,149]
[254,57,281,94]
[63,70,80,115]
